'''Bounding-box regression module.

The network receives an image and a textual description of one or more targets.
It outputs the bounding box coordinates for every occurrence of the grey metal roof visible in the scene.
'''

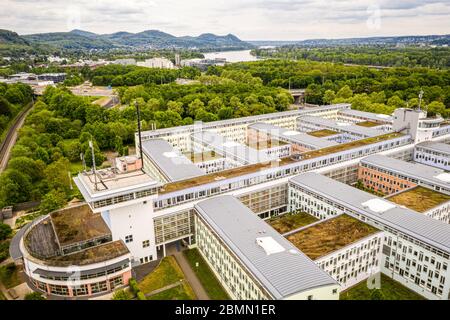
[416,141,450,155]
[338,109,393,123]
[248,122,337,149]
[299,116,382,137]
[191,131,272,164]
[194,195,338,299]
[361,154,450,191]
[141,139,205,182]
[290,172,450,253]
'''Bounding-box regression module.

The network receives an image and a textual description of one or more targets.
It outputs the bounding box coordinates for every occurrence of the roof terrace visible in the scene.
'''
[42,240,129,267]
[23,204,130,267]
[287,214,380,260]
[386,186,450,213]
[50,204,111,247]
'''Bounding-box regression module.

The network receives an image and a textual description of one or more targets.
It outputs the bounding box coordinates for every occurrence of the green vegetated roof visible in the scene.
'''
[386,186,450,213]
[287,214,380,260]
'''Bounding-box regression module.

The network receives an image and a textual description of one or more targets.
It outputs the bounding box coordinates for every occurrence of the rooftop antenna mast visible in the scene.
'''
[418,89,424,112]
[89,140,98,191]
[135,101,144,162]
[80,152,86,172]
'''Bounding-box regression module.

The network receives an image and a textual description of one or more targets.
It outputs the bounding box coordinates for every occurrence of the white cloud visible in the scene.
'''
[2,0,450,40]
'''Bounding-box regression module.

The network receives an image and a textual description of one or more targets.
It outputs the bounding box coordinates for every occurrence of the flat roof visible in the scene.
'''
[191,131,272,164]
[74,168,160,202]
[290,173,450,253]
[160,157,297,194]
[338,109,393,122]
[194,195,337,299]
[50,204,111,247]
[160,132,405,194]
[307,129,339,138]
[386,186,450,213]
[142,139,205,182]
[140,104,350,139]
[183,151,223,163]
[416,141,450,155]
[267,212,319,234]
[248,122,337,149]
[361,154,450,191]
[301,133,405,160]
[300,116,382,137]
[42,240,129,267]
[287,214,380,260]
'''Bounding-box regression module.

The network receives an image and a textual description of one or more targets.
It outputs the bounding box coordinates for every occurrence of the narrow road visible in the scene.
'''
[0,102,34,173]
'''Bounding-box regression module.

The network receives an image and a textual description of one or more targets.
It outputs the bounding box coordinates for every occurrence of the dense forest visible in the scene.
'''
[0,82,33,137]
[253,46,450,69]
[214,59,450,116]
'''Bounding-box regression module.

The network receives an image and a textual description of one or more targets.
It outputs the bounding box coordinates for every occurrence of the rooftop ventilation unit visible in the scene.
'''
[361,198,396,213]
[256,237,285,256]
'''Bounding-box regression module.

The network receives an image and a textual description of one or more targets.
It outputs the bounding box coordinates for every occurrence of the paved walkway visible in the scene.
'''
[171,250,209,300]
[145,281,182,297]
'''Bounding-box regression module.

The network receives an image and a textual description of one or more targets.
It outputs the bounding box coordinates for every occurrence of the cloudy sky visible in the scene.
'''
[2,0,450,40]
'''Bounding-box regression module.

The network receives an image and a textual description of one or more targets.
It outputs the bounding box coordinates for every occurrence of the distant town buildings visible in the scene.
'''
[137,57,175,69]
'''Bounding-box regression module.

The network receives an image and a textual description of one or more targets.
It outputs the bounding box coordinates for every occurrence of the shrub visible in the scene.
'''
[24,292,45,300]
[0,223,12,240]
[111,289,132,300]
[137,291,146,300]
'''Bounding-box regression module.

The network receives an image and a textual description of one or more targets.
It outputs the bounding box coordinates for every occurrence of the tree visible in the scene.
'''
[44,158,71,193]
[218,107,234,120]
[7,157,45,182]
[323,90,336,104]
[337,85,353,99]
[0,169,32,205]
[0,223,12,240]
[187,99,205,117]
[39,189,67,214]
[24,292,46,300]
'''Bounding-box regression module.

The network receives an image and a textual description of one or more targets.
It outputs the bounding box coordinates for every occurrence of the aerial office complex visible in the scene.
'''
[10,105,450,300]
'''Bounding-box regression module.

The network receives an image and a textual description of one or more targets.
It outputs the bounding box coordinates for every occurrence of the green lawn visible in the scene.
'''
[137,256,196,300]
[0,263,22,289]
[148,282,195,300]
[340,273,426,300]
[183,249,230,300]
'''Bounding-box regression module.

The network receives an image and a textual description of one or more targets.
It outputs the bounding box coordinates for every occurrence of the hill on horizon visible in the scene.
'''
[17,29,253,51]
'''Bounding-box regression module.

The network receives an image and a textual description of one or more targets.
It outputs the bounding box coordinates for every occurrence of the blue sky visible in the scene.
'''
[2,0,450,40]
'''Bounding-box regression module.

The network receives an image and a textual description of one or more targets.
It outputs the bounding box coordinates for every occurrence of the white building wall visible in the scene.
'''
[414,148,450,171]
[423,202,450,224]
[315,232,383,290]
[381,234,450,300]
[106,199,158,265]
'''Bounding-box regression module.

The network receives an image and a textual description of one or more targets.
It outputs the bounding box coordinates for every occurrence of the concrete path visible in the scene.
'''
[172,251,210,300]
[145,281,182,297]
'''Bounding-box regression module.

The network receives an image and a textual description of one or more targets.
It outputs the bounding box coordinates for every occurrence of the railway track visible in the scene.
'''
[0,102,34,173]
